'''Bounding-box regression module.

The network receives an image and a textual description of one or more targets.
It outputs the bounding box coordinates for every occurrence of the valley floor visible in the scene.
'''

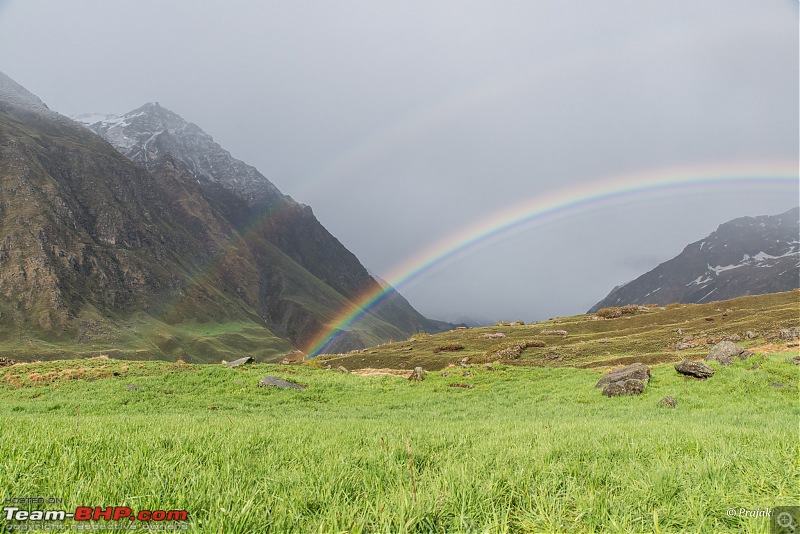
[1,353,797,533]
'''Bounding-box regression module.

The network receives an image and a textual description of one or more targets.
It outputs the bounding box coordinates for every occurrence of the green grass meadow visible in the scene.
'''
[1,353,797,533]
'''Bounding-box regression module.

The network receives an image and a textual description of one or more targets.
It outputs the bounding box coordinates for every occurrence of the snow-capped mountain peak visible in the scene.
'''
[86,103,283,206]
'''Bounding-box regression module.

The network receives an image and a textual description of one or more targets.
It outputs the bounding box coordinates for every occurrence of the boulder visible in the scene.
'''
[226,356,254,368]
[602,379,646,397]
[659,395,677,408]
[744,331,757,339]
[705,341,752,365]
[778,327,800,340]
[408,367,425,381]
[595,363,651,389]
[675,342,693,351]
[675,360,714,379]
[258,376,306,390]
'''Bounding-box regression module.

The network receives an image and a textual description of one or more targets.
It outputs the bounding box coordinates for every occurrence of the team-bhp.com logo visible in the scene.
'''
[4,506,188,527]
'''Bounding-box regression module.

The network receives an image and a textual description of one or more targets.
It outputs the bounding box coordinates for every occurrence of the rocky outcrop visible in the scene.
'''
[675,360,715,379]
[596,363,650,397]
[705,341,752,365]
[258,376,306,390]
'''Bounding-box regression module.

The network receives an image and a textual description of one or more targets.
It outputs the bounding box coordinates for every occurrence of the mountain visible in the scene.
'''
[589,207,800,312]
[85,103,451,346]
[0,71,449,361]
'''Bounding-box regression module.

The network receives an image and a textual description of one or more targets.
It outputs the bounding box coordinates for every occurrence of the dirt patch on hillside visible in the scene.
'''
[751,343,800,355]
[350,368,412,378]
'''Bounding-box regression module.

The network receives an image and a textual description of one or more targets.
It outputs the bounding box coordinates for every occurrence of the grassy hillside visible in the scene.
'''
[0,311,293,364]
[316,290,800,371]
[1,291,797,532]
[0,351,797,532]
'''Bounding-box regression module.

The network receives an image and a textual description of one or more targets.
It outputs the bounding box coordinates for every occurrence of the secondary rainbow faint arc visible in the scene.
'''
[304,162,799,356]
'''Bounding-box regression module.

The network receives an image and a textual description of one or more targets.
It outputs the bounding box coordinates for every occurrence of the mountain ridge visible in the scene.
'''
[0,71,450,361]
[589,207,800,312]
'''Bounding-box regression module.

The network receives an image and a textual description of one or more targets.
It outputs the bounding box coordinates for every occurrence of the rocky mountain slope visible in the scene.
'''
[0,71,448,360]
[589,207,800,311]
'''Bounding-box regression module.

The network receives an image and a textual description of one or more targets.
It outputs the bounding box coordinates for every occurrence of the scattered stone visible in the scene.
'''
[675,342,693,351]
[462,371,474,377]
[323,365,332,370]
[675,360,714,379]
[484,363,494,371]
[787,341,799,348]
[408,367,425,382]
[126,384,140,390]
[726,334,741,342]
[602,379,646,397]
[770,382,785,388]
[0,357,16,367]
[258,376,306,390]
[676,328,683,335]
[482,333,506,339]
[681,335,694,342]
[225,356,255,368]
[744,331,757,339]
[747,364,760,371]
[786,356,800,366]
[595,363,651,389]
[598,338,612,344]
[449,383,474,389]
[659,396,677,408]
[280,359,291,365]
[705,340,752,366]
[337,366,349,374]
[778,327,800,340]
[208,406,219,411]
[442,371,450,377]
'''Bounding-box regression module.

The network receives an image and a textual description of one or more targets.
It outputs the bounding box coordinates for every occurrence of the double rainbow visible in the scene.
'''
[304,161,798,356]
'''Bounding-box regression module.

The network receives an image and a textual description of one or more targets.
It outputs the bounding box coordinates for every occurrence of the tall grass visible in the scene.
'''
[0,353,797,532]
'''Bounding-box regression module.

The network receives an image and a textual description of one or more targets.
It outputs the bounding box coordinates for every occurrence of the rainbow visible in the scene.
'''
[304,161,799,356]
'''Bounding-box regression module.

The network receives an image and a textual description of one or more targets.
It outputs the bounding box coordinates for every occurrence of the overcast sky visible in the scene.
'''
[0,0,797,323]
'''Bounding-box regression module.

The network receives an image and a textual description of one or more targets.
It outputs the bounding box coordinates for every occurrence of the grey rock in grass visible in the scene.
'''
[744,331,758,339]
[595,363,651,389]
[705,341,752,366]
[659,396,677,408]
[786,356,800,366]
[337,366,349,373]
[675,342,693,351]
[602,378,646,397]
[226,356,254,368]
[0,357,16,367]
[770,382,785,388]
[778,327,800,340]
[675,360,715,379]
[408,367,425,382]
[258,376,306,390]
